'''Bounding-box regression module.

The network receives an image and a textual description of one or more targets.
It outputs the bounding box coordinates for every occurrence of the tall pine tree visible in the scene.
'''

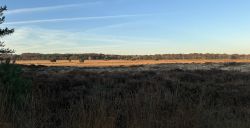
[0,5,14,57]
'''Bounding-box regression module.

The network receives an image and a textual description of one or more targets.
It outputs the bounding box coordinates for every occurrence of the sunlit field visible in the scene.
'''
[16,59,250,67]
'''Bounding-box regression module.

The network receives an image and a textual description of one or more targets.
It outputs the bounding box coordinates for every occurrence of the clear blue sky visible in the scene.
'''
[1,0,250,54]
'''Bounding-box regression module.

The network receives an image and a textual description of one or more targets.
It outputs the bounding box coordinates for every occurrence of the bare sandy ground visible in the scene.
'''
[16,59,250,67]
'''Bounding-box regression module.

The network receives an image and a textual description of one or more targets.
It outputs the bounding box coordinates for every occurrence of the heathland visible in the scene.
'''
[1,62,250,128]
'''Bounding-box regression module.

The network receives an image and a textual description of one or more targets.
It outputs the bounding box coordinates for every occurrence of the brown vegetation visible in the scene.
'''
[1,65,250,128]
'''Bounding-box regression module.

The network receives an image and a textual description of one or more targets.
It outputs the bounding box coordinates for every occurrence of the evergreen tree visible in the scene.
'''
[0,5,14,56]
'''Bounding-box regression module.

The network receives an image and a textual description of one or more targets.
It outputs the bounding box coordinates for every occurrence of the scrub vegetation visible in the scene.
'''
[2,65,250,128]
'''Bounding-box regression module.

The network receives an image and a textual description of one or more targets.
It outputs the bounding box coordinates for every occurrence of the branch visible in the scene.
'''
[0,28,14,37]
[0,6,7,16]
[0,16,5,24]
[0,48,15,54]
[0,41,5,47]
[0,6,7,12]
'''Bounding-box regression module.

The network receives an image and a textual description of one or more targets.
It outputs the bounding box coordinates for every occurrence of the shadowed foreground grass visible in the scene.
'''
[1,65,250,128]
[0,64,31,128]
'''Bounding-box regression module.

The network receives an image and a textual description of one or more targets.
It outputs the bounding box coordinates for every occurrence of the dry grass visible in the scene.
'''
[16,59,250,67]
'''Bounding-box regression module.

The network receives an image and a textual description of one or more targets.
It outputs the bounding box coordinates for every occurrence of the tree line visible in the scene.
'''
[14,53,250,60]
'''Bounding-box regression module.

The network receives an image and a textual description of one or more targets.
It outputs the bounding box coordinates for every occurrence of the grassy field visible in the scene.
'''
[16,59,250,67]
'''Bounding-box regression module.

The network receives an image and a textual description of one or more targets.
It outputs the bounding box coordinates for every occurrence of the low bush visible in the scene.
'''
[79,58,85,63]
[0,64,31,128]
[223,62,244,66]
[50,59,57,63]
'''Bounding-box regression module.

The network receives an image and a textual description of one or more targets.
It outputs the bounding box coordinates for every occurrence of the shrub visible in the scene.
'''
[50,58,57,63]
[224,62,244,67]
[79,58,85,63]
[0,64,31,127]
[131,58,136,61]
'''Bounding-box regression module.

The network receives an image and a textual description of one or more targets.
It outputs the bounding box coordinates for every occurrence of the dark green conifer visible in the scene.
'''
[0,6,14,55]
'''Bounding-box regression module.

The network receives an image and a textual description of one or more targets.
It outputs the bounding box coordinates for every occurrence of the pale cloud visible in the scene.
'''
[5,27,248,55]
[3,27,169,54]
[5,14,144,25]
[6,2,101,15]
[3,27,126,54]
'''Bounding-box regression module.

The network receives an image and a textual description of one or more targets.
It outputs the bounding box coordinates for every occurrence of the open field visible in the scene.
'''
[16,59,250,67]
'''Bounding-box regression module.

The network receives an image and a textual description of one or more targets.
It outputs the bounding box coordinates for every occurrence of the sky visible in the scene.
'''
[1,0,250,55]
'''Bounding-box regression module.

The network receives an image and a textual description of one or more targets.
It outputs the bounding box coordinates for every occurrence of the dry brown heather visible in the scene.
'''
[1,64,250,128]
[16,59,250,67]
[21,68,250,128]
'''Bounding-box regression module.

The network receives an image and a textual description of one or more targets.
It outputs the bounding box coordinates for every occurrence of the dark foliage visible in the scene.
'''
[0,6,14,55]
[0,64,31,128]
[50,59,57,63]
[79,58,85,63]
